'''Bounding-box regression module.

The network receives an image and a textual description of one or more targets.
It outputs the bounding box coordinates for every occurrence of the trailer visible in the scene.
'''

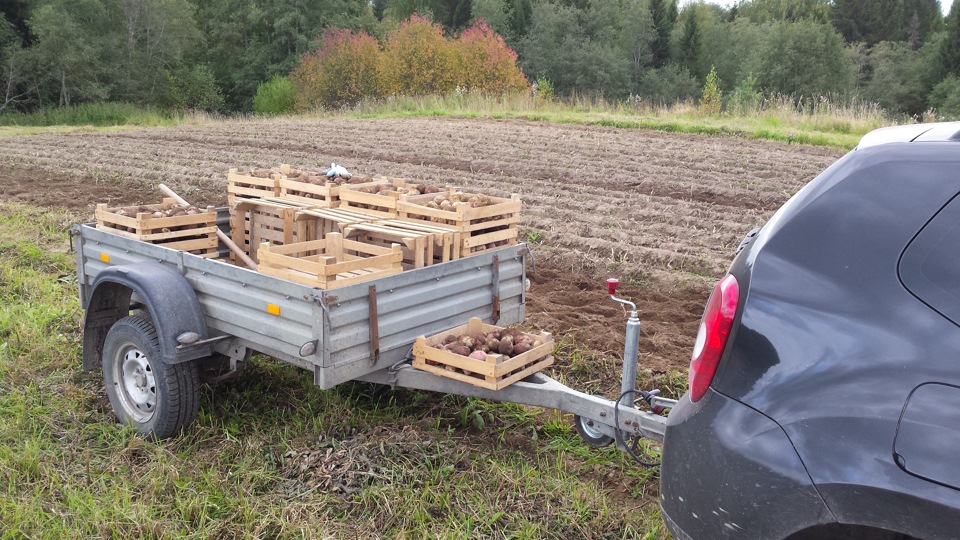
[72,208,674,460]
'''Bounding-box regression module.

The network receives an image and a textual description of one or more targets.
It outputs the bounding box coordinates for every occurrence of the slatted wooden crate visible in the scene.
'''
[374,218,459,264]
[257,233,403,289]
[298,207,381,238]
[341,221,438,269]
[412,318,554,391]
[397,192,521,258]
[96,198,218,258]
[277,164,341,207]
[227,168,282,204]
[231,198,321,262]
[338,178,434,218]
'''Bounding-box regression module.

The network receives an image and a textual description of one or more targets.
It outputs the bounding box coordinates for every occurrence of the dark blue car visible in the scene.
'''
[660,122,960,540]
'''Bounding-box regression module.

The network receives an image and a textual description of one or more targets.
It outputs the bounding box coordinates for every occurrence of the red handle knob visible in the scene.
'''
[606,278,619,295]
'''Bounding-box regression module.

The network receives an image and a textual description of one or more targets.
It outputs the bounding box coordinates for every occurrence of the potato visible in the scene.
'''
[458,335,476,349]
[468,350,487,360]
[444,343,471,357]
[498,342,514,356]
[443,334,458,345]
[513,342,532,355]
[425,185,440,194]
[485,338,500,351]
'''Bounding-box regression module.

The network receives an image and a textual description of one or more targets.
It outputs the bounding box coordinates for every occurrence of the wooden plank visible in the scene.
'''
[462,227,519,249]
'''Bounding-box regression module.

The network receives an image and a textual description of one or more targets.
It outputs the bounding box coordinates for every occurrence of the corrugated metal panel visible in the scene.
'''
[315,245,527,388]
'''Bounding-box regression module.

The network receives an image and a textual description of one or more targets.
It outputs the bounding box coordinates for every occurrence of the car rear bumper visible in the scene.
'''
[660,389,833,540]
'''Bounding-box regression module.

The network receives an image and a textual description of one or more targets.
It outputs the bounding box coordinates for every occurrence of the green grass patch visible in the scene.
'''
[0,202,673,538]
[317,91,898,150]
[0,103,214,134]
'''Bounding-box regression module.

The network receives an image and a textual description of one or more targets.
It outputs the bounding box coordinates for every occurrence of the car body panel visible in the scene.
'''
[661,134,960,539]
[660,390,834,540]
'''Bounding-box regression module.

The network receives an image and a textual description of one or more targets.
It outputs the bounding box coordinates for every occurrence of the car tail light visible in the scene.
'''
[689,274,740,402]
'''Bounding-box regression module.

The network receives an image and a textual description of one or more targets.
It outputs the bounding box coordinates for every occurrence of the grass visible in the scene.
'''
[327,91,898,150]
[2,91,900,149]
[0,103,214,135]
[0,201,678,538]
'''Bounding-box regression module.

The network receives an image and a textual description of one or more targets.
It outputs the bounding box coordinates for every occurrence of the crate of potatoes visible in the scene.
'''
[95,198,218,257]
[412,317,553,390]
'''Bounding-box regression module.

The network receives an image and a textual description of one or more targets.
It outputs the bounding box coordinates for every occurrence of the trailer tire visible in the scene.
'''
[102,315,199,440]
[574,415,614,447]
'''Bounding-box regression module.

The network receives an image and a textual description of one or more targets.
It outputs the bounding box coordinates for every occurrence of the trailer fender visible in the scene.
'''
[81,263,211,370]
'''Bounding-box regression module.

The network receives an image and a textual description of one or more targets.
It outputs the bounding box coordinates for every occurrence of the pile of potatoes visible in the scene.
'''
[434,328,543,360]
[112,203,206,219]
[353,182,441,196]
[423,191,493,212]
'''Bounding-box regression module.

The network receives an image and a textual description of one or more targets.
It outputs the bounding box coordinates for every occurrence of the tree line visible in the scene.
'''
[1,0,959,118]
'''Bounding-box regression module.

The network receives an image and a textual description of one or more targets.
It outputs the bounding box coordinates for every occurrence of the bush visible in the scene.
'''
[155,65,224,112]
[929,75,960,120]
[292,28,383,110]
[700,65,722,115]
[455,19,528,93]
[727,73,761,115]
[253,76,296,114]
[380,15,456,96]
[638,64,699,105]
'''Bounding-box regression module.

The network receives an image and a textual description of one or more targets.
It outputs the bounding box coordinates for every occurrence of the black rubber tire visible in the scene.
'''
[574,414,615,448]
[102,315,199,439]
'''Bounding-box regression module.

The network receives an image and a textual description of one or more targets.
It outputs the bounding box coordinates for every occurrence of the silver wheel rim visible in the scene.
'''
[112,342,157,423]
[578,416,607,440]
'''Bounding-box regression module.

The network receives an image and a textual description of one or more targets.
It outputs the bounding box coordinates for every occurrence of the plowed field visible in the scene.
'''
[0,117,842,374]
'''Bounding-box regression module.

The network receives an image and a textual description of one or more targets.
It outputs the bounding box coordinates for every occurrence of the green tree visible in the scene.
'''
[754,20,852,96]
[471,0,513,40]
[929,74,960,119]
[0,13,31,112]
[193,0,370,111]
[699,64,722,114]
[942,2,960,78]
[113,0,203,104]
[29,0,112,107]
[863,39,942,116]
[677,8,702,80]
[649,0,677,67]
[735,0,831,23]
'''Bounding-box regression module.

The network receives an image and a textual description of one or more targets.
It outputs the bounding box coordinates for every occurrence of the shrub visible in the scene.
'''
[253,76,296,114]
[534,76,555,100]
[699,66,722,115]
[727,73,761,116]
[929,75,960,120]
[455,19,527,93]
[379,15,456,96]
[155,65,224,112]
[292,28,383,110]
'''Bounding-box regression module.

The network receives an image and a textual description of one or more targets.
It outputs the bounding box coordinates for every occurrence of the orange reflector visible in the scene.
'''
[99,253,110,263]
[267,303,281,316]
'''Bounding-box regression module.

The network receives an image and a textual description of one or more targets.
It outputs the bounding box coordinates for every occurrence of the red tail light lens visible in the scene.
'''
[689,274,740,402]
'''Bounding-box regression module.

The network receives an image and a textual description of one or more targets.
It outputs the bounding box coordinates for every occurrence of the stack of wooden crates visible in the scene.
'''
[226,164,522,290]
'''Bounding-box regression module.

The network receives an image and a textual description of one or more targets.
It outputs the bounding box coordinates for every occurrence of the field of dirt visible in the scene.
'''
[0,117,842,373]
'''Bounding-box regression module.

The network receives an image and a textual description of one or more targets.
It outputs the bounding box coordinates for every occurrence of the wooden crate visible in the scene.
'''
[231,198,321,262]
[96,198,218,258]
[375,218,459,264]
[258,233,403,289]
[338,178,414,218]
[278,164,340,207]
[412,318,554,391]
[397,193,521,258]
[298,207,381,238]
[227,168,282,204]
[341,221,438,269]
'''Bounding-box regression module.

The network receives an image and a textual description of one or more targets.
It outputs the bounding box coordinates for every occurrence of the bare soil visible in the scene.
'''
[0,117,843,373]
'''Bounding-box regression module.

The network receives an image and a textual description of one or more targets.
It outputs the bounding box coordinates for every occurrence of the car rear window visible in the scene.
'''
[900,193,960,326]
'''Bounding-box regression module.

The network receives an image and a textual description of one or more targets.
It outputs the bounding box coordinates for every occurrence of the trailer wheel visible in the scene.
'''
[102,315,199,439]
[574,415,614,447]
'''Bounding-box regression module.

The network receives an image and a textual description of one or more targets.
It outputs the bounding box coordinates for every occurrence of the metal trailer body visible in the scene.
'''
[72,209,671,445]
